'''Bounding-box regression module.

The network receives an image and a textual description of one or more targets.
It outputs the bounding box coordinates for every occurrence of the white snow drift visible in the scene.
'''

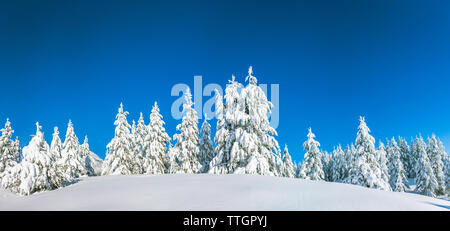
[0,174,448,211]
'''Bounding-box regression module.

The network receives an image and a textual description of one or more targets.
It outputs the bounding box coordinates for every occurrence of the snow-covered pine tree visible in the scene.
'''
[409,138,418,178]
[321,151,332,181]
[398,137,412,179]
[330,145,346,182]
[143,102,170,174]
[134,113,148,157]
[298,128,324,181]
[50,127,63,160]
[426,134,446,196]
[0,119,21,177]
[346,117,389,190]
[166,142,182,174]
[1,122,60,195]
[209,68,281,176]
[415,136,438,197]
[444,154,450,195]
[387,137,408,192]
[172,88,201,174]
[281,145,296,178]
[59,120,88,179]
[80,136,95,176]
[198,115,214,173]
[102,103,142,175]
[376,141,391,191]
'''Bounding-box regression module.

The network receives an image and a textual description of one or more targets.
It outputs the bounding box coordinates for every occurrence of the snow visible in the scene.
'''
[0,174,448,211]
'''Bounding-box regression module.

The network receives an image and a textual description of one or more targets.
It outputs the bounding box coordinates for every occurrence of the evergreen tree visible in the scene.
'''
[330,145,346,182]
[443,154,450,195]
[102,103,142,175]
[346,117,389,190]
[298,128,324,180]
[415,136,438,197]
[281,145,296,178]
[143,102,170,174]
[0,119,21,176]
[80,136,95,176]
[376,141,391,191]
[322,151,332,181]
[60,120,87,178]
[387,138,408,192]
[198,115,214,173]
[398,137,412,178]
[134,113,148,157]
[426,134,446,195]
[172,88,201,173]
[209,68,280,176]
[50,127,63,160]
[1,122,60,195]
[409,138,418,178]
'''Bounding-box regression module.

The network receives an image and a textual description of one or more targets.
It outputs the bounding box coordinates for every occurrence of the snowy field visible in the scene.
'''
[0,174,449,211]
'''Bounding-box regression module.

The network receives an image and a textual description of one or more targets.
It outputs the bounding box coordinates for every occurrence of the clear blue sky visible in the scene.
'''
[1,0,450,162]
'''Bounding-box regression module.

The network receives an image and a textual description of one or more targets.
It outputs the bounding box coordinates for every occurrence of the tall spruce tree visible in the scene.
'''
[426,134,446,195]
[172,88,201,174]
[398,137,412,178]
[143,102,170,174]
[298,128,324,180]
[376,141,391,191]
[346,117,389,190]
[415,136,438,197]
[60,120,87,178]
[209,68,280,176]
[102,103,142,175]
[387,137,408,192]
[198,115,214,173]
[0,119,21,177]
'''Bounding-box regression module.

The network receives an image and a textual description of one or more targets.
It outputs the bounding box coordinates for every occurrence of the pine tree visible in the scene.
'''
[376,141,391,191]
[209,68,280,176]
[1,122,60,195]
[60,120,87,179]
[398,137,412,178]
[426,134,446,195]
[387,138,408,192]
[281,145,296,178]
[409,138,418,178]
[134,113,148,157]
[50,127,63,160]
[80,136,95,176]
[346,117,389,190]
[198,115,214,173]
[415,136,438,197]
[0,119,21,177]
[322,151,332,181]
[443,154,450,195]
[143,102,170,174]
[102,103,142,175]
[298,128,324,180]
[330,145,346,182]
[172,88,201,174]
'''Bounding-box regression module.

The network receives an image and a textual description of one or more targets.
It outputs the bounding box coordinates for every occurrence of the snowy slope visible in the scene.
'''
[0,174,448,211]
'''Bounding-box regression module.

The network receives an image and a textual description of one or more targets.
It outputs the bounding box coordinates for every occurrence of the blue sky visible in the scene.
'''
[1,0,450,162]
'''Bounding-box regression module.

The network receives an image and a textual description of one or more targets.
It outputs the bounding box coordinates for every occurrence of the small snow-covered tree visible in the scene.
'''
[198,115,214,173]
[398,137,412,178]
[376,141,391,191]
[0,119,21,176]
[298,128,324,181]
[330,145,346,182]
[281,145,296,178]
[134,113,148,157]
[60,120,87,178]
[80,136,95,176]
[50,127,63,160]
[415,136,438,197]
[166,143,182,174]
[102,103,142,175]
[444,154,450,195]
[1,122,60,195]
[426,134,446,196]
[143,102,170,174]
[322,151,332,181]
[409,138,418,178]
[209,68,280,176]
[172,89,201,174]
[346,117,389,190]
[387,138,408,192]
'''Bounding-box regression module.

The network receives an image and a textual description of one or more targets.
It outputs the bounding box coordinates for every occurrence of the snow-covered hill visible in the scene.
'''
[0,174,448,211]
